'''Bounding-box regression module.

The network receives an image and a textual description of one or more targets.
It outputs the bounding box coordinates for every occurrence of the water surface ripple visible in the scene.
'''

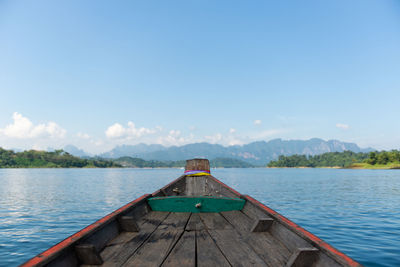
[0,168,399,266]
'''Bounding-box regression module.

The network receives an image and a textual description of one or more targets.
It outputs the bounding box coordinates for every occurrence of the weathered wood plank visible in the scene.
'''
[185,158,210,172]
[186,213,204,231]
[157,212,191,231]
[207,229,268,266]
[162,231,196,267]
[204,177,240,198]
[196,230,230,267]
[100,232,136,261]
[164,176,187,196]
[199,212,232,230]
[221,211,290,266]
[121,213,191,267]
[100,211,170,266]
[186,176,206,196]
[242,201,312,252]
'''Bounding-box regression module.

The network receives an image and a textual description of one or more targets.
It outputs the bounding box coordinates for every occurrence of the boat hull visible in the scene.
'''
[21,173,362,267]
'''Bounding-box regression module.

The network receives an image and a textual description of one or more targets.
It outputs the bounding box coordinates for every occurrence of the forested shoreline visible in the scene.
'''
[0,148,120,168]
[267,150,400,169]
[2,147,399,169]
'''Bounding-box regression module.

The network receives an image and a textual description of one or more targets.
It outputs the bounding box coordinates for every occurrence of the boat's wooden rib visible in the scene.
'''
[21,158,362,267]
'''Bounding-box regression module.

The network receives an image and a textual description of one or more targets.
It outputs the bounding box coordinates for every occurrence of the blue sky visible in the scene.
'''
[1,0,399,153]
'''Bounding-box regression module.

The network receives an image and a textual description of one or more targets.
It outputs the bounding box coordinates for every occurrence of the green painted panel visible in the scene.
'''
[148,196,245,213]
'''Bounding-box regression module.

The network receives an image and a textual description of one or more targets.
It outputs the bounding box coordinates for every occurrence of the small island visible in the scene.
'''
[267,150,400,169]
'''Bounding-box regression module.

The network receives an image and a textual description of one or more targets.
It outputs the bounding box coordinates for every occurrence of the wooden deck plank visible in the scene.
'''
[208,229,268,267]
[199,212,232,230]
[162,231,196,267]
[121,213,191,267]
[100,211,170,266]
[196,230,230,267]
[186,213,205,231]
[221,211,291,266]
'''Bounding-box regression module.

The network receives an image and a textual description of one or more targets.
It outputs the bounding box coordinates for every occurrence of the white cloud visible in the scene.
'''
[105,121,157,139]
[204,133,223,144]
[0,112,66,139]
[77,132,90,139]
[229,128,236,133]
[157,130,193,146]
[254,119,262,125]
[336,123,349,130]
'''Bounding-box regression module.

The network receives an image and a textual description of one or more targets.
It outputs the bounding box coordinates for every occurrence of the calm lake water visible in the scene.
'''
[0,168,399,266]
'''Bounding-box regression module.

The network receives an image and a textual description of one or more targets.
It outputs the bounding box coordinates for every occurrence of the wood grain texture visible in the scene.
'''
[186,176,206,196]
[121,213,191,267]
[162,231,196,267]
[207,229,268,267]
[242,201,312,252]
[221,210,291,266]
[199,213,233,230]
[185,159,210,172]
[100,211,170,266]
[185,213,205,231]
[196,230,230,267]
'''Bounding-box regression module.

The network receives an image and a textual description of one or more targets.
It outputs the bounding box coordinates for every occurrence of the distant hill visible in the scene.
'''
[102,144,165,158]
[100,139,373,165]
[63,145,91,158]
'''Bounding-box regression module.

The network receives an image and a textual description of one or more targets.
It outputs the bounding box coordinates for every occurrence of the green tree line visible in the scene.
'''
[364,150,400,165]
[267,150,400,168]
[0,148,121,168]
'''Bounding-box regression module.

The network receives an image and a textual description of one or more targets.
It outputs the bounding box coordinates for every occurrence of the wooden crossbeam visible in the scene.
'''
[75,244,103,265]
[119,216,139,232]
[251,218,274,232]
[286,247,319,267]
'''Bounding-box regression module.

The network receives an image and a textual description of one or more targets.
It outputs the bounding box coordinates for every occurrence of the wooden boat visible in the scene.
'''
[21,159,362,267]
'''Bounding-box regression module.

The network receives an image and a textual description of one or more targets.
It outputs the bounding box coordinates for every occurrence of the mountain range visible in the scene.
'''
[64,138,373,166]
